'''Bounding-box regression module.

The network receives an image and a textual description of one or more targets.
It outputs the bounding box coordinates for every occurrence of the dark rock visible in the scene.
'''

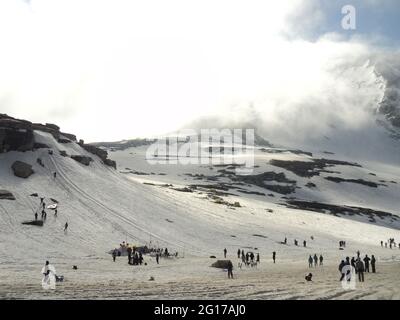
[22,220,43,226]
[283,199,400,227]
[211,260,232,269]
[11,161,34,178]
[325,176,384,188]
[30,193,38,197]
[0,190,15,200]
[60,132,77,142]
[270,158,361,178]
[33,142,50,149]
[58,138,71,144]
[210,256,217,259]
[305,182,317,188]
[103,158,117,169]
[59,150,68,157]
[71,155,93,166]
[0,115,34,152]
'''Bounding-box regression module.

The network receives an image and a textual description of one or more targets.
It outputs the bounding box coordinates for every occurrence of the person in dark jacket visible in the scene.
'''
[156,253,159,265]
[35,212,38,221]
[319,255,323,266]
[303,240,307,247]
[227,261,233,279]
[308,255,313,268]
[355,259,365,282]
[256,253,260,263]
[272,251,276,263]
[371,255,376,273]
[127,247,132,264]
[363,255,371,273]
[224,248,227,258]
[237,249,241,259]
[112,249,117,262]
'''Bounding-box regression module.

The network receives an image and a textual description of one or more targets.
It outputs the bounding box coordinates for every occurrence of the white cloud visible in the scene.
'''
[0,0,398,143]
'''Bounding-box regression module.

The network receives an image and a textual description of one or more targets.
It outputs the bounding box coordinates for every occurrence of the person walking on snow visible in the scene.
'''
[224,248,227,258]
[319,255,323,266]
[355,259,365,282]
[64,222,68,233]
[237,249,241,259]
[313,254,318,267]
[112,249,117,262]
[308,255,313,268]
[227,261,234,279]
[371,255,376,273]
[363,255,371,273]
[272,251,276,264]
[35,212,38,221]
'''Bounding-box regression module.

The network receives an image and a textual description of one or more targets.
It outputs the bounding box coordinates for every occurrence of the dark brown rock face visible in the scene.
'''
[71,155,93,166]
[11,161,34,178]
[0,190,15,200]
[82,144,116,169]
[0,114,34,152]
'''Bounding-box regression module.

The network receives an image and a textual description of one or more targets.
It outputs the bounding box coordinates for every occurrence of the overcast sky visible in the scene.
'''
[0,0,399,142]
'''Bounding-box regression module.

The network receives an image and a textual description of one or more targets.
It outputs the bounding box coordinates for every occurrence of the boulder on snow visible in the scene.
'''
[71,155,93,166]
[58,138,71,144]
[22,220,43,226]
[11,161,34,178]
[33,142,50,149]
[211,260,233,269]
[0,190,15,200]
[103,158,117,169]
[59,150,68,157]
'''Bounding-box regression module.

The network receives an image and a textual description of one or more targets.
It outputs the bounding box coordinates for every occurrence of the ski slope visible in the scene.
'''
[1,127,400,299]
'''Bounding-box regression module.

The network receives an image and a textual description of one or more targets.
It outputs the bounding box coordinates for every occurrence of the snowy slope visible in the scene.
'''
[1,124,400,300]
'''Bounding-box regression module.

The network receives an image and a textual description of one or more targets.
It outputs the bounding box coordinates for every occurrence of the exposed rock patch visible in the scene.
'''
[0,190,15,200]
[11,161,34,178]
[71,155,93,166]
[270,158,361,178]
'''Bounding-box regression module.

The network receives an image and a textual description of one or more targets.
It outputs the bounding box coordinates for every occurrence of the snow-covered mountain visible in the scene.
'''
[1,113,400,299]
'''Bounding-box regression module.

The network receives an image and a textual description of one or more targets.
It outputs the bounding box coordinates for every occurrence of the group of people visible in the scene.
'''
[308,254,324,268]
[282,237,314,248]
[339,253,376,283]
[111,242,177,266]
[381,238,398,249]
[33,196,68,233]
[236,249,260,267]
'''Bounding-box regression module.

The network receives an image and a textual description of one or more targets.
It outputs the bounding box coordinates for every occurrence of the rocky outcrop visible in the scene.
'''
[82,144,116,169]
[58,138,71,144]
[1,113,117,169]
[71,155,93,166]
[211,260,232,269]
[103,158,117,169]
[0,114,34,152]
[0,190,15,200]
[1,114,76,153]
[60,132,77,142]
[11,161,34,178]
[33,142,50,149]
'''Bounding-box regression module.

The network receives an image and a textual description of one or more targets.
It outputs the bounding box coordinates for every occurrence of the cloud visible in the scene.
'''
[0,0,399,144]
